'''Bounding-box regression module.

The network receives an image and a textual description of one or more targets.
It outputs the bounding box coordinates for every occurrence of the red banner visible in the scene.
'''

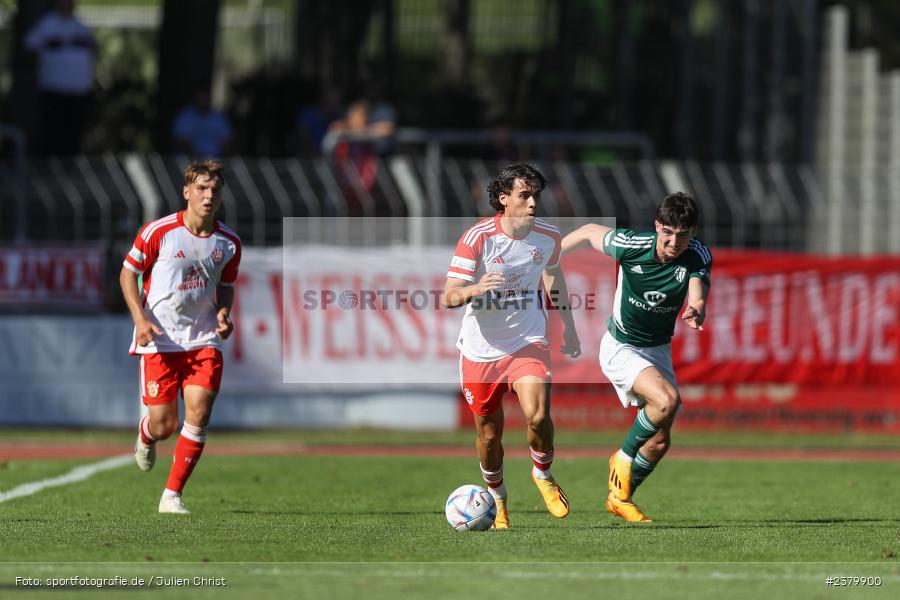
[458,384,900,432]
[551,250,900,386]
[0,245,106,309]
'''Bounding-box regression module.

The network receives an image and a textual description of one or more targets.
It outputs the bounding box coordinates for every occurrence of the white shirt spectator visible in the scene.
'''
[25,10,95,95]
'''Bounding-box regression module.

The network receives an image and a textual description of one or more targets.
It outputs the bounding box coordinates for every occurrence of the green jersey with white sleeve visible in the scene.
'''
[601,228,712,347]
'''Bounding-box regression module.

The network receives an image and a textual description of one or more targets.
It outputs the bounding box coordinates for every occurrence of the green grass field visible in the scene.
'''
[2,429,900,599]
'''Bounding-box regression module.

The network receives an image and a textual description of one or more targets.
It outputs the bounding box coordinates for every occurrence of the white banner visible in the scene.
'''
[0,247,470,426]
[240,246,461,387]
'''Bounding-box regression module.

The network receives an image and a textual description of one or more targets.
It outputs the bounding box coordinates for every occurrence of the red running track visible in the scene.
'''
[0,443,898,462]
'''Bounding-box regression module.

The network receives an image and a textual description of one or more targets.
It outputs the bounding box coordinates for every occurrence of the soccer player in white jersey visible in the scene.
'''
[119,160,241,514]
[443,163,581,529]
[561,192,711,522]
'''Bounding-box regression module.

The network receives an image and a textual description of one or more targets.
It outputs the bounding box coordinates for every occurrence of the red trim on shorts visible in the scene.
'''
[460,343,551,416]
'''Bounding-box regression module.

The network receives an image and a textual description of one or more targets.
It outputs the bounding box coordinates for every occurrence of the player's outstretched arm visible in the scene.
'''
[682,277,709,331]
[542,265,581,358]
[119,266,161,346]
[561,224,613,255]
[442,273,504,309]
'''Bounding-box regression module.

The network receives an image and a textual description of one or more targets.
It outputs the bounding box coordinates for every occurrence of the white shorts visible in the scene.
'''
[599,331,677,408]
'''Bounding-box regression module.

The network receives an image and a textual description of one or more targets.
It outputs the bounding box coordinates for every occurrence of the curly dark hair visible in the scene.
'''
[656,191,700,230]
[486,163,547,213]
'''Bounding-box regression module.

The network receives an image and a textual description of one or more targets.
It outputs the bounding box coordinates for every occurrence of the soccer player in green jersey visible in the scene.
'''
[561,192,711,522]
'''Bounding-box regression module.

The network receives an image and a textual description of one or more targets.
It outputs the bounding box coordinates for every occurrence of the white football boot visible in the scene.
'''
[158,493,190,514]
[134,434,156,472]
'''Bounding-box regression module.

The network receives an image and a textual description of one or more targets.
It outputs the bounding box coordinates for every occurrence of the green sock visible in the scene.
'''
[621,408,659,457]
[631,451,657,491]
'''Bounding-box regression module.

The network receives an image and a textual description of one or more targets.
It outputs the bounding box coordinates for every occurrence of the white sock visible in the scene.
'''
[487,483,507,501]
[617,449,634,464]
[161,488,180,499]
[532,466,552,480]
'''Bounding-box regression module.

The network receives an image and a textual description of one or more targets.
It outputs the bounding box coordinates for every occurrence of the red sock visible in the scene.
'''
[165,422,206,494]
[139,415,156,446]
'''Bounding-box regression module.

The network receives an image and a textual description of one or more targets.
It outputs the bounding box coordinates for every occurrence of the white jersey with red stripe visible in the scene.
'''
[448,214,561,362]
[123,211,241,354]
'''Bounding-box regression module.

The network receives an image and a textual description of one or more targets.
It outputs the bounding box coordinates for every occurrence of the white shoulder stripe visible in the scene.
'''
[463,226,494,246]
[689,240,712,264]
[463,217,493,233]
[463,221,496,246]
[141,214,178,241]
[611,240,653,248]
[534,218,559,232]
[613,234,653,242]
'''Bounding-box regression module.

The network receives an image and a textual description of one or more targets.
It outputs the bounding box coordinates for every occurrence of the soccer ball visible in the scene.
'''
[445,484,497,531]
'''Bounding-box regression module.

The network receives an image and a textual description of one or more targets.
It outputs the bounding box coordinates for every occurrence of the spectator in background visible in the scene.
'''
[172,89,233,158]
[296,86,342,157]
[25,0,95,156]
[363,81,397,157]
[328,99,378,196]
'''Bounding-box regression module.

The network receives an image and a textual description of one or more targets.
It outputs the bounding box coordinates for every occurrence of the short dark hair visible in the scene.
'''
[487,163,546,213]
[656,191,700,230]
[183,159,226,189]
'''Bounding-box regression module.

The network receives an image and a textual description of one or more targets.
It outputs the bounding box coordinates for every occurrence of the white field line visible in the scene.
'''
[0,455,132,504]
[245,566,898,584]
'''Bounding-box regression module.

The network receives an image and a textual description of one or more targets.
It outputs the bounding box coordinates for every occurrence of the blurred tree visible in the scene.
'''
[295,0,377,96]
[6,0,56,154]
[440,0,470,87]
[82,28,157,153]
[157,0,220,153]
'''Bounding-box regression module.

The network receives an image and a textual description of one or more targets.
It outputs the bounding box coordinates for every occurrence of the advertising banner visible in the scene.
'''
[0,245,105,309]
[549,249,900,385]
[229,247,900,388]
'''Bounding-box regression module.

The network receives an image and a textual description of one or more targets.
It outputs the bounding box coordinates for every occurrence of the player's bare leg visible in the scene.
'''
[632,368,680,432]
[158,385,216,514]
[514,377,569,518]
[607,368,678,522]
[474,408,509,528]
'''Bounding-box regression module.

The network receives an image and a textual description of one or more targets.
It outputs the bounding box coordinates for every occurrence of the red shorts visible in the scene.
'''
[459,343,552,417]
[139,347,223,405]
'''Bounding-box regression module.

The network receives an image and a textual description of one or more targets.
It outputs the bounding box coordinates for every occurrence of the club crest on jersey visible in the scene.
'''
[146,380,159,398]
[532,248,544,264]
[211,248,224,264]
[675,266,687,283]
[643,291,667,307]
